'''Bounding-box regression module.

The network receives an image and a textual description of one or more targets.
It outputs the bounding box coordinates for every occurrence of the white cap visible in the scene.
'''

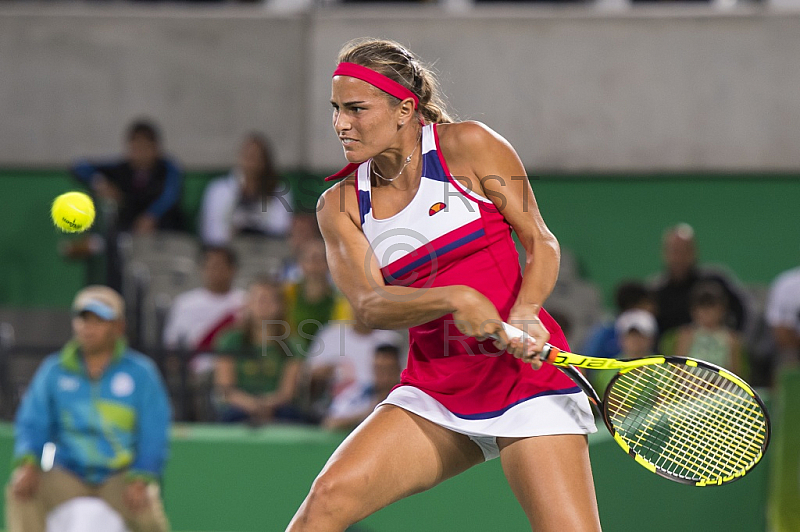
[72,285,125,321]
[615,309,657,337]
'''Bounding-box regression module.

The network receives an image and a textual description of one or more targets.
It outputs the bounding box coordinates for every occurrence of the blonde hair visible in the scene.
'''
[337,38,454,125]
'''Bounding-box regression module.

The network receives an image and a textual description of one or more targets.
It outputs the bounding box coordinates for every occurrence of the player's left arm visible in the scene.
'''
[445,121,560,363]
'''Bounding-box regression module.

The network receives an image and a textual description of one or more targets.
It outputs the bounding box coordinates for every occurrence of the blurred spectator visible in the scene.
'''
[322,343,402,432]
[281,214,321,283]
[674,281,743,375]
[199,133,292,245]
[546,309,573,344]
[284,238,352,352]
[590,309,658,396]
[765,265,800,370]
[305,319,403,422]
[71,119,184,235]
[616,309,658,358]
[213,277,303,425]
[651,223,749,338]
[162,246,245,358]
[5,286,170,532]
[64,119,184,290]
[582,281,655,359]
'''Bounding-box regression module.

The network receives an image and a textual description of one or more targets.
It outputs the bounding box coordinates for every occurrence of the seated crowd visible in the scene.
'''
[581,222,784,391]
[46,119,798,433]
[53,118,408,430]
[5,117,797,531]
[155,238,405,426]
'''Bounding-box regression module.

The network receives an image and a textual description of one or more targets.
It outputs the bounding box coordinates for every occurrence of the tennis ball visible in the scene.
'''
[51,192,95,233]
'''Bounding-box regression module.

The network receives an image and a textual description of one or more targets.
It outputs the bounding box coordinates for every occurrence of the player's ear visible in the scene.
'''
[397,98,416,125]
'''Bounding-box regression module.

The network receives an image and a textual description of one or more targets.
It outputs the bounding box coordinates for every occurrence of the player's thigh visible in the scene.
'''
[497,434,601,532]
[313,404,484,511]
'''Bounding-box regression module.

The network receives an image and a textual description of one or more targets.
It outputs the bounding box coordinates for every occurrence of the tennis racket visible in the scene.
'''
[499,322,771,486]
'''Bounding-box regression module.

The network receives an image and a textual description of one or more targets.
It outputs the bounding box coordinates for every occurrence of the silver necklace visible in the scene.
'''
[372,133,422,183]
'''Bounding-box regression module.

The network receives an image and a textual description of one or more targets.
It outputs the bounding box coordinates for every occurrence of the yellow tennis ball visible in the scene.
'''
[51,192,95,233]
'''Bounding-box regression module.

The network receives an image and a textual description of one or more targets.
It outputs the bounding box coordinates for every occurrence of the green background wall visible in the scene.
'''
[2,170,798,310]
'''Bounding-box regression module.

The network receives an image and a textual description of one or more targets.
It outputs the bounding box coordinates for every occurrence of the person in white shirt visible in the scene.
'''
[162,246,246,354]
[305,319,404,421]
[766,266,800,369]
[323,344,403,432]
[199,133,293,245]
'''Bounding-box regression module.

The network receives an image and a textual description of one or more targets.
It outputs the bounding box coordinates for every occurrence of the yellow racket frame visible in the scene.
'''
[539,344,770,486]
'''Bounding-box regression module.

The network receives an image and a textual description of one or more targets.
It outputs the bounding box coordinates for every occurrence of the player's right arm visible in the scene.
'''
[317,179,508,343]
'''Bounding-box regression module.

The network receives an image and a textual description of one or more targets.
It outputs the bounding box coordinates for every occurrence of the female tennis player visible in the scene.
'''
[287,38,600,532]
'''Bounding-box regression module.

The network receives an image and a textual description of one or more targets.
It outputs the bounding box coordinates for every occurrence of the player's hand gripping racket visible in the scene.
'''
[498,322,770,486]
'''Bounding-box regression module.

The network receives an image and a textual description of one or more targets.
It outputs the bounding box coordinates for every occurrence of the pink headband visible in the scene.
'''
[326,63,420,181]
[333,62,419,109]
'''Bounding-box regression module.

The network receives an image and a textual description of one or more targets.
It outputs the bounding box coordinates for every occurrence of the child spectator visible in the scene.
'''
[199,133,292,245]
[589,309,658,396]
[213,277,303,425]
[616,309,658,359]
[582,281,655,359]
[674,281,743,375]
[323,344,403,432]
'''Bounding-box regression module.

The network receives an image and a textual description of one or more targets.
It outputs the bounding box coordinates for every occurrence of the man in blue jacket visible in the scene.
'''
[71,119,184,234]
[5,286,170,532]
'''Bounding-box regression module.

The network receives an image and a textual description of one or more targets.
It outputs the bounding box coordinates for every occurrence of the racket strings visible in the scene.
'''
[611,365,764,480]
[649,368,763,465]
[609,378,732,480]
[622,366,762,479]
[653,380,755,479]
[605,363,767,482]
[665,368,765,469]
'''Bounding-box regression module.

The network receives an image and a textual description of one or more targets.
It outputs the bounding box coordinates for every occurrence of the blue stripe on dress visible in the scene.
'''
[450,387,583,420]
[357,188,371,226]
[421,151,448,182]
[384,227,485,282]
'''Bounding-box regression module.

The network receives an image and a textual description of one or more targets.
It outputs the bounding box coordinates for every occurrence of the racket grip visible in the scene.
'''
[500,322,560,362]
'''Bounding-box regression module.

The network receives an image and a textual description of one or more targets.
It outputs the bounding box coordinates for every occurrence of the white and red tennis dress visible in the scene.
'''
[355,124,595,459]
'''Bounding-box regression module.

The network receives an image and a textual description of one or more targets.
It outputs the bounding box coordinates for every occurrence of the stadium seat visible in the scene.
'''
[230,235,292,286]
[131,259,201,350]
[118,231,200,267]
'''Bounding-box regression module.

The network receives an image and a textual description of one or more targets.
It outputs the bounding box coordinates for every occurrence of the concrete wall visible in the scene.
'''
[1,5,799,171]
[0,7,308,169]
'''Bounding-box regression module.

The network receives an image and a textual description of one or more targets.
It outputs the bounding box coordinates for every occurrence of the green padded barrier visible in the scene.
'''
[0,416,770,531]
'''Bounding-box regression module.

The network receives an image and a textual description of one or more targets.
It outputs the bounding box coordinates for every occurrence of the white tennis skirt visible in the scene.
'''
[378,385,597,460]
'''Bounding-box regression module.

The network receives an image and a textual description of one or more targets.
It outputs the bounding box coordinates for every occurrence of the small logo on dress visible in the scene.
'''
[429,202,446,216]
[111,373,135,397]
